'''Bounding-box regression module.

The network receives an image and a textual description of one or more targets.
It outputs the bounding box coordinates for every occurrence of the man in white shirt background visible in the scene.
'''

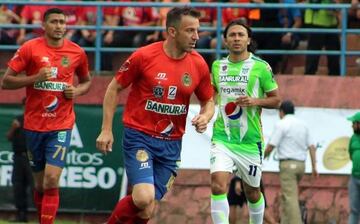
[264,100,318,224]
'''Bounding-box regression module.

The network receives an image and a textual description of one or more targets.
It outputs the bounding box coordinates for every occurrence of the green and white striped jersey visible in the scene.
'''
[211,53,278,155]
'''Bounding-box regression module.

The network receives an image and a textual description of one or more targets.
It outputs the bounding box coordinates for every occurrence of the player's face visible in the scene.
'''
[353,122,360,134]
[43,13,66,40]
[224,25,250,55]
[174,15,200,53]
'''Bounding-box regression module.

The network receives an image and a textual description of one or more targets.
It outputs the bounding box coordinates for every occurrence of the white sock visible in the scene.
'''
[248,193,265,224]
[211,194,229,224]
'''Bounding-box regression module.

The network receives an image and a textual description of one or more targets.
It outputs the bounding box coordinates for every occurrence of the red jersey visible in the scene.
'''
[8,37,89,132]
[115,42,213,139]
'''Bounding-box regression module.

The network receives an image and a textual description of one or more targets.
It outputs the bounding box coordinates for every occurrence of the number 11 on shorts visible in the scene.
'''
[248,165,257,176]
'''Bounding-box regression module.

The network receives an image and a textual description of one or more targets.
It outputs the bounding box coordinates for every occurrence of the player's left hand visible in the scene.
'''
[64,85,77,99]
[191,114,208,133]
[235,95,257,107]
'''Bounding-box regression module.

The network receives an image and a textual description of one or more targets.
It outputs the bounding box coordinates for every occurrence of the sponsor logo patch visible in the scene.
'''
[224,102,242,120]
[145,100,187,115]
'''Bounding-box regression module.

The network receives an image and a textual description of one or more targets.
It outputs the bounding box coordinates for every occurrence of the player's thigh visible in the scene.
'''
[24,130,46,172]
[210,143,235,174]
[45,130,72,168]
[233,152,262,188]
[122,128,155,185]
[152,139,182,200]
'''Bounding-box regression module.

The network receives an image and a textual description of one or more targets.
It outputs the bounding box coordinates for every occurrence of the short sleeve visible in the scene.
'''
[260,63,278,93]
[7,43,31,74]
[114,50,142,88]
[194,59,213,102]
[211,60,220,91]
[75,49,90,78]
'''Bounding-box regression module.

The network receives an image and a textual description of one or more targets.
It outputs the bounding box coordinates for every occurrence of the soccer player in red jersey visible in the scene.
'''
[1,8,91,224]
[96,6,215,224]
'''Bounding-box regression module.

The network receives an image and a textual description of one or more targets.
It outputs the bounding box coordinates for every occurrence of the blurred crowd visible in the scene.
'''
[0,0,359,74]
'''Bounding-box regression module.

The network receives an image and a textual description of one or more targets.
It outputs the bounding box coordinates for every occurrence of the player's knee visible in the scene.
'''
[43,173,60,189]
[133,192,154,210]
[211,181,227,195]
[244,188,261,203]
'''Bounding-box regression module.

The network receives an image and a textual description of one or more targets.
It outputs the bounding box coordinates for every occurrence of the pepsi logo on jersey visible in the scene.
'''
[225,102,242,120]
[155,119,174,136]
[43,95,59,112]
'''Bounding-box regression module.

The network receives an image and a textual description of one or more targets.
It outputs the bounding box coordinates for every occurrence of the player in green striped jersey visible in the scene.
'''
[210,20,281,224]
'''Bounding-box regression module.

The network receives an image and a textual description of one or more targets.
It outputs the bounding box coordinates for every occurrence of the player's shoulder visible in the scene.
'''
[64,39,86,54]
[188,50,207,65]
[250,54,271,69]
[22,37,44,48]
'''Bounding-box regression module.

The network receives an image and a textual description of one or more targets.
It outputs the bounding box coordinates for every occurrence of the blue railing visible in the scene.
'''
[0,1,359,76]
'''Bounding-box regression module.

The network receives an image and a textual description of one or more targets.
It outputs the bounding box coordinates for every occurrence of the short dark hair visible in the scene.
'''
[280,100,295,115]
[223,19,257,53]
[43,8,65,22]
[166,6,200,30]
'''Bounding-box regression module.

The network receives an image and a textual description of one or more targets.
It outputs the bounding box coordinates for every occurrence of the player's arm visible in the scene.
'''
[1,67,51,90]
[264,144,275,159]
[64,74,92,99]
[191,98,215,133]
[308,144,319,177]
[236,89,281,109]
[96,78,125,153]
[6,118,21,141]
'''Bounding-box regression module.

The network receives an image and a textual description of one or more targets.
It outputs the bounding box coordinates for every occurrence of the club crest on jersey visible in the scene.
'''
[181,73,192,87]
[118,60,130,72]
[225,102,242,120]
[136,149,149,162]
[153,85,164,98]
[61,56,70,67]
[155,119,174,136]
[222,65,228,72]
[43,95,59,112]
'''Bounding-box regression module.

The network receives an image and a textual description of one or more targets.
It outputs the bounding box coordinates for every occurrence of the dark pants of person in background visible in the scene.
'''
[305,26,340,76]
[12,152,33,222]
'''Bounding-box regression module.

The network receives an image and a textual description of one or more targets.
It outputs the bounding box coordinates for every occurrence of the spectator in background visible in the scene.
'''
[251,0,283,74]
[113,0,159,48]
[0,4,21,44]
[264,100,318,224]
[194,0,217,67]
[70,2,119,71]
[17,0,51,45]
[346,112,360,224]
[278,0,302,73]
[228,176,277,224]
[6,98,33,223]
[304,0,340,75]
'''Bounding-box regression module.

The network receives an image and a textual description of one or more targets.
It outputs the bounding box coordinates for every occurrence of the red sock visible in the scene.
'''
[41,188,59,224]
[33,190,43,223]
[107,195,141,224]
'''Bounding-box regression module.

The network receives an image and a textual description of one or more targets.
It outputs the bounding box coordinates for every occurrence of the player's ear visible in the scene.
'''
[167,26,177,38]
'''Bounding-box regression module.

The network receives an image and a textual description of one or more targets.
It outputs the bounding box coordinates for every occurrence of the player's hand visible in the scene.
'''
[235,95,257,107]
[191,114,208,133]
[96,130,114,155]
[64,85,77,99]
[35,67,52,82]
[312,169,319,178]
